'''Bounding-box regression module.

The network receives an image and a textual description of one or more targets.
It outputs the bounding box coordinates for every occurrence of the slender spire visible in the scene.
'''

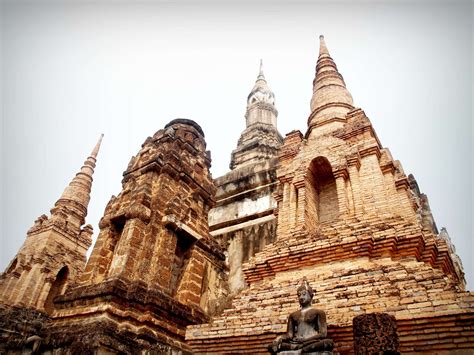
[230,61,281,170]
[246,59,276,111]
[319,34,329,56]
[53,134,104,224]
[257,59,265,82]
[308,35,354,127]
[91,133,104,158]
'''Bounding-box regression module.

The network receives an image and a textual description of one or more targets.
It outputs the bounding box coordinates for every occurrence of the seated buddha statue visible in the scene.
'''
[268,278,334,354]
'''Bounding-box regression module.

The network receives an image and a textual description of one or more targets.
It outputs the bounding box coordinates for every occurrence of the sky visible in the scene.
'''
[1,1,472,289]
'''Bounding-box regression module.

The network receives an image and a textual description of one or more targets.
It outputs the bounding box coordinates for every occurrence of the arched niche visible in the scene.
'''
[306,156,339,226]
[170,230,196,296]
[44,266,69,314]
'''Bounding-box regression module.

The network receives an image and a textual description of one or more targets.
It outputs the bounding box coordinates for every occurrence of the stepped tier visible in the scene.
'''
[244,215,462,284]
[187,255,474,353]
[187,216,474,354]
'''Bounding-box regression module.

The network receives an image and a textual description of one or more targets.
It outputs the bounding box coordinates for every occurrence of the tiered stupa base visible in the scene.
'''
[187,215,474,354]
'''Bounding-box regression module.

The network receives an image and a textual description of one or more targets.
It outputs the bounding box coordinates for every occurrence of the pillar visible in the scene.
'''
[334,169,349,217]
[347,156,363,216]
[289,183,297,229]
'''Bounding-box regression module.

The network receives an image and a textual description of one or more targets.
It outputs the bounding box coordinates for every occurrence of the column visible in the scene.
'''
[289,184,297,229]
[108,219,146,280]
[334,169,349,217]
[347,157,363,217]
[277,181,291,236]
[294,180,306,229]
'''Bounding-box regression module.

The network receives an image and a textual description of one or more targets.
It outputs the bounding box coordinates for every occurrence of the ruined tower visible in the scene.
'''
[187,36,473,354]
[47,119,227,353]
[209,61,283,294]
[0,135,102,312]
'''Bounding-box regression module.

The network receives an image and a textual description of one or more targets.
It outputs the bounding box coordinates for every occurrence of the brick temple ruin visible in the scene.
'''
[1,36,473,354]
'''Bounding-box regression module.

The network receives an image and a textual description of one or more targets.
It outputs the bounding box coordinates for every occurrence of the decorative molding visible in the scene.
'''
[359,145,381,160]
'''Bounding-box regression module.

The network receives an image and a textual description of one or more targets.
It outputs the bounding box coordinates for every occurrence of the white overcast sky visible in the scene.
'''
[1,1,472,289]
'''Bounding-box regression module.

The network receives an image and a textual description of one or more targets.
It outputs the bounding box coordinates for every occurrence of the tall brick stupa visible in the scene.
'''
[186,36,473,354]
[0,135,103,312]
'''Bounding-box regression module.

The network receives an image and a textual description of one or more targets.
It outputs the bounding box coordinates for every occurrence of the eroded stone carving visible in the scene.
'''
[353,313,399,355]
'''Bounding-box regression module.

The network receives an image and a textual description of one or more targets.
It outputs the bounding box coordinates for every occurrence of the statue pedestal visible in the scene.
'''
[279,351,333,355]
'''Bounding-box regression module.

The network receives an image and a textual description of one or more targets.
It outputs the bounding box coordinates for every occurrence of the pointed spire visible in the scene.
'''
[91,133,104,159]
[231,62,281,170]
[319,35,329,56]
[246,59,276,112]
[257,59,266,82]
[308,35,354,128]
[52,134,104,224]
